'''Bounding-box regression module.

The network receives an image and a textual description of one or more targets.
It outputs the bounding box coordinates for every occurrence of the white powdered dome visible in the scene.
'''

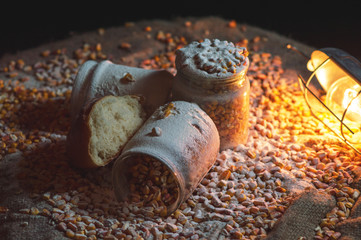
[175,38,249,79]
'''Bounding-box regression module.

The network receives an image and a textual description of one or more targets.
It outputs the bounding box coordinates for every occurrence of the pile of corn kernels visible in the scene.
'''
[1,20,361,240]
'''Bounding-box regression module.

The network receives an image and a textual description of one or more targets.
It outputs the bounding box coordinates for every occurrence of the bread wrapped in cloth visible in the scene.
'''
[67,95,146,168]
[66,60,173,168]
[69,60,173,122]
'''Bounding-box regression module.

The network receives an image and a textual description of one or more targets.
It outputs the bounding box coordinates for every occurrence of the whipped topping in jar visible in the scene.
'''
[172,38,250,150]
[176,38,248,77]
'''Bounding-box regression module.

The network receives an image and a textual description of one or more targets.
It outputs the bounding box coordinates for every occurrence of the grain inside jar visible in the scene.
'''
[124,155,179,217]
[172,38,250,150]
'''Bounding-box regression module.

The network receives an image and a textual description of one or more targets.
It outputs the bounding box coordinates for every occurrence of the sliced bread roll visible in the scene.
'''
[67,95,145,168]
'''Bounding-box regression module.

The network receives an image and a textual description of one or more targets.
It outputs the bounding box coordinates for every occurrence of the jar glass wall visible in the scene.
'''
[172,39,250,150]
[172,72,249,150]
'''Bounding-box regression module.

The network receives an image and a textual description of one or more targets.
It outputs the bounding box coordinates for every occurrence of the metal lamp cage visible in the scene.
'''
[294,47,361,154]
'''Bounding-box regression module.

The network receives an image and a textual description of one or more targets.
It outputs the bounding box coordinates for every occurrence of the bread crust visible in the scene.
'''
[66,95,144,168]
[67,97,99,168]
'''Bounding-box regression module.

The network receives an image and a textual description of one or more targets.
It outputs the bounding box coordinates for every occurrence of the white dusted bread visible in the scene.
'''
[67,95,145,168]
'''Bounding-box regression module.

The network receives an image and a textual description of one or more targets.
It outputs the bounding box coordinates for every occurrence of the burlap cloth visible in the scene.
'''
[266,188,336,240]
[1,16,359,239]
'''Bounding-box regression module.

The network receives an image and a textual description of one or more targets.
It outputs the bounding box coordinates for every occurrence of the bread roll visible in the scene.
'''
[67,95,145,168]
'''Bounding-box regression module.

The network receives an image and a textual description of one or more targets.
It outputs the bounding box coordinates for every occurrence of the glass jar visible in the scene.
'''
[112,101,220,216]
[172,39,250,150]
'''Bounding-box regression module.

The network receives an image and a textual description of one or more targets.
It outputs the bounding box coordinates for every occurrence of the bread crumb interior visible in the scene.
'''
[88,95,144,165]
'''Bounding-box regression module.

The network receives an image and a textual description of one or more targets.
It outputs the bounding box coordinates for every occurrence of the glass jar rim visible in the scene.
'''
[176,67,247,87]
[175,55,249,86]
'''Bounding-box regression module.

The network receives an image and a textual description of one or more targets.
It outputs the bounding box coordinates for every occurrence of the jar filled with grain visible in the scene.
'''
[172,39,250,150]
[112,101,220,216]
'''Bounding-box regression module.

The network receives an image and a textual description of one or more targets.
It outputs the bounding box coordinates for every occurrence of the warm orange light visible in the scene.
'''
[326,76,361,122]
[297,47,361,153]
[325,76,361,144]
[306,49,361,124]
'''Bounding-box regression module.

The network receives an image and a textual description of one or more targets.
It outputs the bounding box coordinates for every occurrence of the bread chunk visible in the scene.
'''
[67,95,145,168]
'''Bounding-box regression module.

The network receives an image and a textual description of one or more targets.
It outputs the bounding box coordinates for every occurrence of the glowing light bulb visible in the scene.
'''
[326,76,361,122]
[289,45,361,152]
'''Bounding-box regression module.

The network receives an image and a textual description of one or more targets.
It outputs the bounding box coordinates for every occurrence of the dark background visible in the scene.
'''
[1,1,361,60]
